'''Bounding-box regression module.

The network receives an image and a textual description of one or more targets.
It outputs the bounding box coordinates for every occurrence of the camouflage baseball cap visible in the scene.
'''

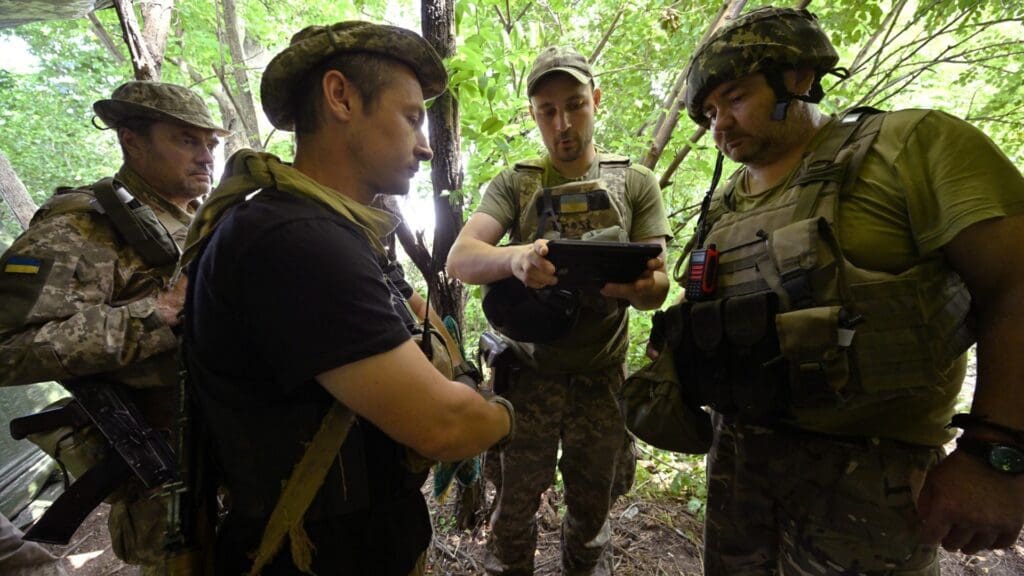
[684,7,839,127]
[93,81,228,135]
[527,46,593,96]
[261,21,448,131]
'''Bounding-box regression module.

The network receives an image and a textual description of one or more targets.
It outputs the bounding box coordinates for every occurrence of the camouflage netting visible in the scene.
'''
[0,0,112,29]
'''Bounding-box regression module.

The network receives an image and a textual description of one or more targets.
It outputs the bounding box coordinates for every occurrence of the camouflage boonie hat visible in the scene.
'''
[93,81,228,135]
[684,7,839,127]
[261,21,448,131]
[527,46,593,96]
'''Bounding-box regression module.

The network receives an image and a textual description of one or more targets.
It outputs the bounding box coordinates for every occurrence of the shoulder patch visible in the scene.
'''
[3,255,43,275]
[0,253,55,330]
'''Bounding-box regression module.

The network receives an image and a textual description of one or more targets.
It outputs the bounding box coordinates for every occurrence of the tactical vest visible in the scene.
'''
[510,153,631,242]
[681,109,974,417]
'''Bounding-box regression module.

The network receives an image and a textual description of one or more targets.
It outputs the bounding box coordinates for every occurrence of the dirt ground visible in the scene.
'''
[37,485,1024,575]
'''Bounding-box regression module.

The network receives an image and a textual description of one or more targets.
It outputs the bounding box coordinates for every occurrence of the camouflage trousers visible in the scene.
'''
[485,363,635,576]
[704,413,943,575]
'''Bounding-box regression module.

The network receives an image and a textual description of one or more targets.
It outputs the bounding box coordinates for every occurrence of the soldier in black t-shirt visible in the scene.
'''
[183,22,513,576]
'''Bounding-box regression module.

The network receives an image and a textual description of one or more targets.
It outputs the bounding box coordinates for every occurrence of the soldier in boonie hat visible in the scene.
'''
[260,21,448,131]
[94,81,228,135]
[526,45,594,96]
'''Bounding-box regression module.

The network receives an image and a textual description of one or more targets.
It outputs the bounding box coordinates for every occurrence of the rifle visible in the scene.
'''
[161,348,217,575]
[8,377,179,545]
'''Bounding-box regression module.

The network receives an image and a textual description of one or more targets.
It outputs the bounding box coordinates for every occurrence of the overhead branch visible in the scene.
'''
[111,0,159,80]
[140,0,175,77]
[588,4,626,64]
[658,127,706,190]
[641,0,747,170]
[87,13,126,64]
[216,0,263,150]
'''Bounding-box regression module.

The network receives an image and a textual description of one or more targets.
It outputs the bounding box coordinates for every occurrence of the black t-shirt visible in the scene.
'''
[185,188,429,575]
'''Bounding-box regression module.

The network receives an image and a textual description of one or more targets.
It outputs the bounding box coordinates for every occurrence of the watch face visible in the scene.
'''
[989,445,1024,474]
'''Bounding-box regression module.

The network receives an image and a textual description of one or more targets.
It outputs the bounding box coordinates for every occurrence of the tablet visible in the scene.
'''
[545,239,661,288]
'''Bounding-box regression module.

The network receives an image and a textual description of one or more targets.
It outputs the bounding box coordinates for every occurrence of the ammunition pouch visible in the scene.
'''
[621,304,712,453]
[17,398,107,484]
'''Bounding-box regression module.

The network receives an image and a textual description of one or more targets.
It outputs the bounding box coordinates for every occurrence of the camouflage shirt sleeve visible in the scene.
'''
[0,210,178,387]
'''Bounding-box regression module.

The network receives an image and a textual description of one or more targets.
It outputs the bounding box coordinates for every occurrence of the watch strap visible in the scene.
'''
[956,436,1024,475]
[948,413,1024,445]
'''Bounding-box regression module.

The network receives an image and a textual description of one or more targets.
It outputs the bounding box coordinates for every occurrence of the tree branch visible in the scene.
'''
[0,149,37,231]
[588,4,625,65]
[87,12,126,64]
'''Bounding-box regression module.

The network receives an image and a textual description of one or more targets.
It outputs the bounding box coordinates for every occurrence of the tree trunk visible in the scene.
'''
[421,0,465,322]
[423,0,482,531]
[0,150,38,231]
[217,0,262,150]
[140,0,174,78]
[641,0,747,173]
[111,0,160,80]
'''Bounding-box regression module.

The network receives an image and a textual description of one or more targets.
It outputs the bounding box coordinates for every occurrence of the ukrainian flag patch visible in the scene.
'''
[3,255,43,274]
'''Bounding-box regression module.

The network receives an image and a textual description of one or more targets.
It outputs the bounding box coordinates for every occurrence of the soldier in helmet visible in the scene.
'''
[675,6,1024,574]
[181,21,513,575]
[0,81,226,573]
[447,46,671,575]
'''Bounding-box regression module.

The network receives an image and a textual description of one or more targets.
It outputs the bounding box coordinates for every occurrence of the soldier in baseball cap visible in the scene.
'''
[526,45,594,96]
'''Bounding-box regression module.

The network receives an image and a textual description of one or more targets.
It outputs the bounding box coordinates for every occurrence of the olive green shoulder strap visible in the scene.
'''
[790,107,886,222]
[247,403,355,576]
[91,178,180,267]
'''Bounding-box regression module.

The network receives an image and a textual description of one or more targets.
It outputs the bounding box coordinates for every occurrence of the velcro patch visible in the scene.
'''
[3,255,43,274]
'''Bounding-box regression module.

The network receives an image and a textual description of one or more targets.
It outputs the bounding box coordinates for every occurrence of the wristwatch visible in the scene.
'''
[956,436,1024,475]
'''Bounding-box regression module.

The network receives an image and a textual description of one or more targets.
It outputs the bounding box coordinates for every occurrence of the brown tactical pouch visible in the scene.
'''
[767,217,838,309]
[621,303,712,454]
[775,305,852,407]
[25,398,107,483]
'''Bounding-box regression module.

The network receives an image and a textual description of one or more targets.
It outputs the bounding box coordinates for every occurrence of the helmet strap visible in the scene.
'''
[764,67,829,121]
[763,67,793,121]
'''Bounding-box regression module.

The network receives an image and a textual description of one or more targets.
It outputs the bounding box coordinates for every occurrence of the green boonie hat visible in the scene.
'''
[684,7,839,127]
[527,46,593,96]
[93,81,228,135]
[260,21,448,131]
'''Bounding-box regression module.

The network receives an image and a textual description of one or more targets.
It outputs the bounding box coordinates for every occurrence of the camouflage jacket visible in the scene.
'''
[0,166,193,392]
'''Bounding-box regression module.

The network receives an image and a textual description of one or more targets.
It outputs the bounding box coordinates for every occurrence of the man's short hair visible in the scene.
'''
[115,116,156,160]
[292,52,400,137]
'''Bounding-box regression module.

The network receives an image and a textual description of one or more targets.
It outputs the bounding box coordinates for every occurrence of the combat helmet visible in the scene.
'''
[684,7,844,127]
